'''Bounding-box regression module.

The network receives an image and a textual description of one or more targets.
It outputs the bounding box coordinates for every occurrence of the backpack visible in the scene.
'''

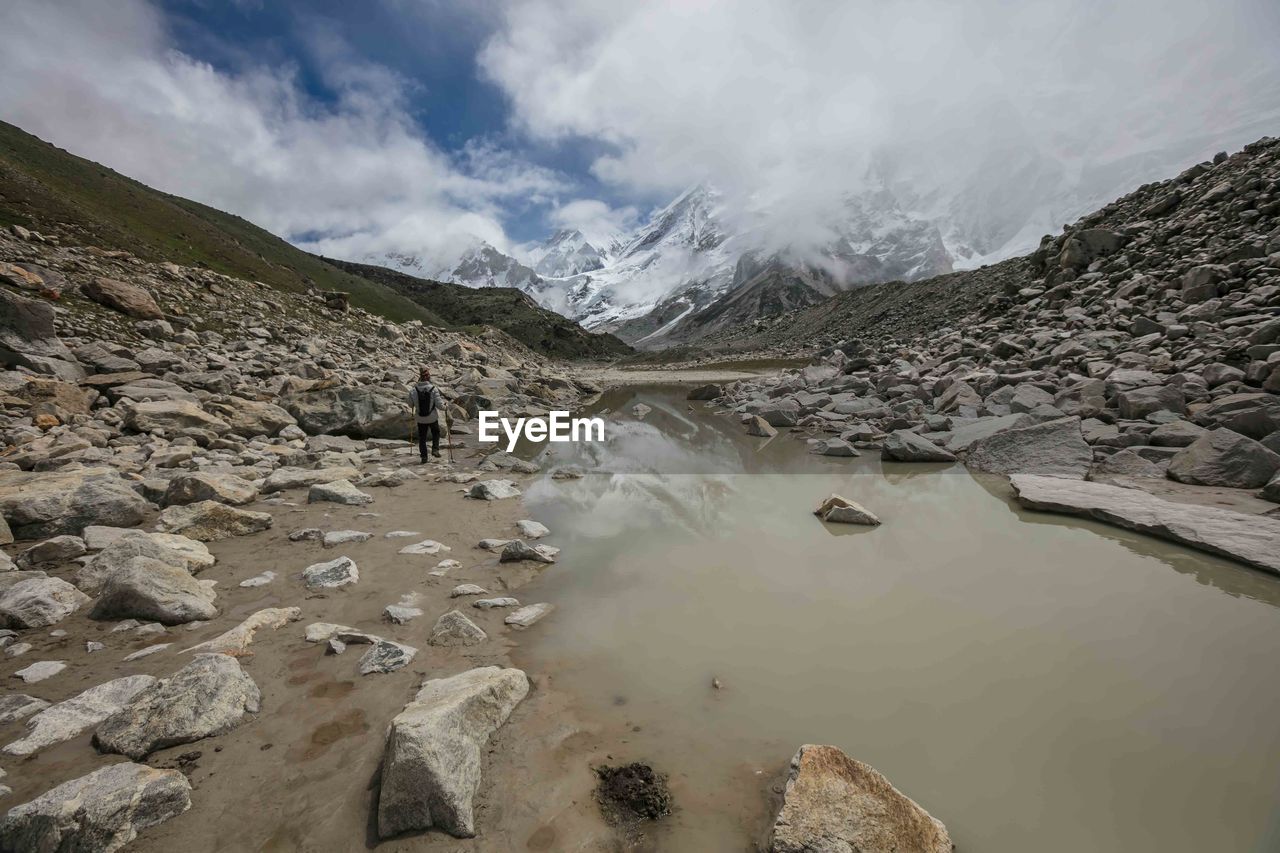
[414,382,437,417]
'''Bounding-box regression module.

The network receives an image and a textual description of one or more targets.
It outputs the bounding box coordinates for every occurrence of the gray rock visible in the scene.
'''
[302,556,359,590]
[1115,385,1186,419]
[515,519,550,539]
[474,597,520,609]
[746,415,778,438]
[1166,429,1280,488]
[1090,449,1166,480]
[0,762,190,853]
[94,654,260,759]
[162,472,259,507]
[377,666,530,839]
[89,556,218,625]
[0,694,49,725]
[504,603,554,629]
[964,416,1091,479]
[813,494,881,526]
[1011,474,1280,575]
[687,383,722,401]
[280,385,411,439]
[769,744,951,853]
[0,468,150,539]
[450,584,488,597]
[77,535,204,594]
[0,577,90,628]
[499,539,557,564]
[811,437,860,457]
[155,500,272,541]
[881,430,957,462]
[322,529,372,548]
[261,466,361,494]
[428,610,487,646]
[358,640,418,675]
[466,479,521,500]
[13,660,67,683]
[1195,393,1280,440]
[307,479,374,506]
[126,400,229,435]
[943,414,1033,453]
[1148,419,1208,447]
[3,675,157,757]
[17,535,87,567]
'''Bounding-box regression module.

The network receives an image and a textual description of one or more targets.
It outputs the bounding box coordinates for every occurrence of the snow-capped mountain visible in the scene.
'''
[528,229,609,278]
[371,239,542,293]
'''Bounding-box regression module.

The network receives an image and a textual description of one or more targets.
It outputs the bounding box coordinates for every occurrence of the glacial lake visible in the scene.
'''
[514,385,1280,852]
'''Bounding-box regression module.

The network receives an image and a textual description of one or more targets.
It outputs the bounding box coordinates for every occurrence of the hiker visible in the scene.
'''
[409,367,445,462]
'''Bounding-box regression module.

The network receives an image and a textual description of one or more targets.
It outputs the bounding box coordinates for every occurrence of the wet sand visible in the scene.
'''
[0,445,619,851]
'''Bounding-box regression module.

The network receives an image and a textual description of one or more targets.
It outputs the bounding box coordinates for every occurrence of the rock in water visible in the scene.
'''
[428,610,487,646]
[881,430,957,462]
[964,416,1091,479]
[1165,428,1280,488]
[746,415,778,438]
[1010,474,1280,575]
[0,762,191,853]
[0,577,91,628]
[499,539,557,564]
[504,602,554,629]
[90,556,218,625]
[377,666,530,839]
[3,674,157,756]
[94,654,261,759]
[769,744,952,853]
[813,494,881,526]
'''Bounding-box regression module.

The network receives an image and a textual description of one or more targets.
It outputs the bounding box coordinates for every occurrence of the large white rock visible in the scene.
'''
[76,535,209,594]
[0,576,90,628]
[155,500,272,542]
[3,674,157,756]
[1011,474,1280,575]
[162,472,259,507]
[0,762,191,853]
[504,602,554,629]
[261,466,360,494]
[377,666,530,839]
[94,654,261,759]
[466,479,521,501]
[964,416,1092,479]
[428,610,487,646]
[89,556,218,625]
[307,479,374,506]
[770,744,952,853]
[0,468,150,539]
[302,556,359,590]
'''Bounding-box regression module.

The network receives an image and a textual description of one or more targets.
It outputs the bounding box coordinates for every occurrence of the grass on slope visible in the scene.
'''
[0,120,434,324]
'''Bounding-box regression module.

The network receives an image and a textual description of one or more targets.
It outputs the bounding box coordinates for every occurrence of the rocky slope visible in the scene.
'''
[688,136,1280,566]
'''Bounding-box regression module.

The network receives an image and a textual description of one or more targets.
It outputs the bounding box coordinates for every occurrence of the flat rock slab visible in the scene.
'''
[308,479,374,506]
[1011,474,1280,575]
[14,660,67,683]
[398,539,451,556]
[770,744,952,853]
[377,666,530,839]
[505,603,554,629]
[4,674,157,756]
[0,762,191,853]
[965,416,1091,479]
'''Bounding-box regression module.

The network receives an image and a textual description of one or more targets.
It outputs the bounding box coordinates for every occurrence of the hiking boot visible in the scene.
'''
[432,451,442,458]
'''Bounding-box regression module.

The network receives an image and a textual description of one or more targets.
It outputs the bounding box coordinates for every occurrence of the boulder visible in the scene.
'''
[813,494,881,526]
[1148,419,1207,447]
[942,414,1033,453]
[0,468,149,539]
[428,610,487,646]
[0,762,190,853]
[90,556,218,624]
[770,744,952,853]
[747,415,778,438]
[1166,429,1280,488]
[687,383,722,401]
[261,465,360,493]
[95,654,260,759]
[162,472,259,507]
[82,276,164,319]
[1090,449,1166,480]
[499,539,557,564]
[358,640,418,675]
[156,500,272,541]
[811,438,860,457]
[377,667,530,839]
[126,399,230,434]
[881,430,957,463]
[280,385,411,439]
[467,479,521,500]
[17,534,86,567]
[307,479,374,506]
[1011,474,1280,575]
[0,577,90,629]
[1195,393,1280,440]
[77,535,209,593]
[0,288,82,378]
[3,675,157,757]
[515,519,549,539]
[964,416,1091,479]
[204,396,297,437]
[1115,385,1186,420]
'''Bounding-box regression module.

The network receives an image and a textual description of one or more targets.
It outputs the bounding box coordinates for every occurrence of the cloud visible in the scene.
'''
[481,0,1280,257]
[548,199,639,246]
[0,0,563,264]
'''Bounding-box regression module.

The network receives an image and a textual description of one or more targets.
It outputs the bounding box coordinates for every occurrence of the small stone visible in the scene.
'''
[322,529,372,548]
[398,539,451,556]
[302,556,359,590]
[123,644,172,661]
[14,660,67,683]
[450,584,488,598]
[473,598,519,609]
[813,494,881,526]
[428,610,487,646]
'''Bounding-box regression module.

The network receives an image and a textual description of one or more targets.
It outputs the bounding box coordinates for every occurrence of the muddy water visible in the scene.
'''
[514,386,1280,852]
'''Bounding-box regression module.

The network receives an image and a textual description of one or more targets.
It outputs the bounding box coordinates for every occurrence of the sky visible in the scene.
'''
[0,0,1277,270]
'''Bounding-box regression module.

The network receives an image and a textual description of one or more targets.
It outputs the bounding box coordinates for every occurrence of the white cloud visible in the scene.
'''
[548,199,638,246]
[481,0,1280,256]
[0,0,564,264]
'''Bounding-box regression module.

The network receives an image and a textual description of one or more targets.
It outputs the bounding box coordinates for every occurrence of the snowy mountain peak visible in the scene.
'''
[532,228,608,278]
